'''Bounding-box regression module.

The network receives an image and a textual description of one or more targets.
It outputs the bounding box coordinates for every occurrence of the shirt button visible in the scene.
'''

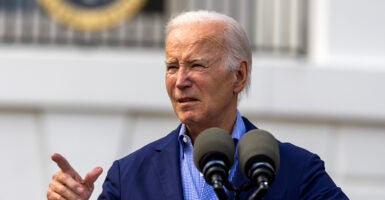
[183,136,188,143]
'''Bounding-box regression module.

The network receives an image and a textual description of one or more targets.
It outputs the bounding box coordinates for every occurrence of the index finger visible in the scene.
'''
[51,153,80,178]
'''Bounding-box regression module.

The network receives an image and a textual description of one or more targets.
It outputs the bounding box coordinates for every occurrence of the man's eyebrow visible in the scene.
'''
[165,59,177,65]
[165,58,207,65]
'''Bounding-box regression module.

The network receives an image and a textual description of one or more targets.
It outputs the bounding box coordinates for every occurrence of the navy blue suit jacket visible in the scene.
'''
[98,117,348,199]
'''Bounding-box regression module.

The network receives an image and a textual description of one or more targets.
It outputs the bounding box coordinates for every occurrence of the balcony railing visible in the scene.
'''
[0,0,308,55]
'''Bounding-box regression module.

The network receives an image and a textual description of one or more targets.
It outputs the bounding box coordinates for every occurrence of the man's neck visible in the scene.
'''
[185,113,237,143]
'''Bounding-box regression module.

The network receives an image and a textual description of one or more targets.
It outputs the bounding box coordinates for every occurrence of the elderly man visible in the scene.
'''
[47,10,348,200]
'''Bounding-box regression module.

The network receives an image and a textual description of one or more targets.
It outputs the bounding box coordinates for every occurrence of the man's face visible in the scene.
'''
[165,22,240,129]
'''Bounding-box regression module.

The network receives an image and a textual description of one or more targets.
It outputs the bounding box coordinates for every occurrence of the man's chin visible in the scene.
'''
[179,117,195,125]
[177,113,198,125]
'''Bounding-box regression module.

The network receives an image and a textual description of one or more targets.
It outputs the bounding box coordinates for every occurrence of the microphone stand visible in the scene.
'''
[211,174,241,200]
[208,163,273,200]
[233,177,270,200]
[211,179,270,200]
[211,174,228,200]
[247,176,269,200]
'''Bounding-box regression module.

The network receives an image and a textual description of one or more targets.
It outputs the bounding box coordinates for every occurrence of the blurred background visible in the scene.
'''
[0,0,384,199]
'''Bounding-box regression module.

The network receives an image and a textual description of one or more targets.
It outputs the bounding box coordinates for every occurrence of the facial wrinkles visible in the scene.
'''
[185,45,224,70]
[197,35,226,52]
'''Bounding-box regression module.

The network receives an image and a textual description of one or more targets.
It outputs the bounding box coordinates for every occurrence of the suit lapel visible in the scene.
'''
[152,128,184,200]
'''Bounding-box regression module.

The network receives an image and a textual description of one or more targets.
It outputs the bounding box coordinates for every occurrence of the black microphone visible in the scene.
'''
[193,127,235,200]
[238,129,280,200]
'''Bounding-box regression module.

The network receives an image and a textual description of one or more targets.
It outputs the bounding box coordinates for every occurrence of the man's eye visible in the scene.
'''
[192,64,205,68]
[167,66,178,72]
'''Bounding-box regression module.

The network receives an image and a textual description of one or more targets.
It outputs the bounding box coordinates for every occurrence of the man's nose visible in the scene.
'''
[176,68,192,89]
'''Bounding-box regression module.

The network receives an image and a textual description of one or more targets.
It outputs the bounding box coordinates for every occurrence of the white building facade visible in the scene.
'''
[0,0,384,199]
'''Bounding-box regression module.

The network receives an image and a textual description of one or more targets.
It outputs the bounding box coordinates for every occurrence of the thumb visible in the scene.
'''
[82,166,103,187]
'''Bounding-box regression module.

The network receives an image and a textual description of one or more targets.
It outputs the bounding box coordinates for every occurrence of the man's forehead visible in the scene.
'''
[166,34,225,54]
[165,43,223,62]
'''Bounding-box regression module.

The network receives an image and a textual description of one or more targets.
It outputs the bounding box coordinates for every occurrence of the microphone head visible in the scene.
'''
[238,129,280,178]
[193,127,235,173]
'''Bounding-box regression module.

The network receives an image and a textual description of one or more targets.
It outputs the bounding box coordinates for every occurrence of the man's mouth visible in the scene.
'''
[177,97,198,103]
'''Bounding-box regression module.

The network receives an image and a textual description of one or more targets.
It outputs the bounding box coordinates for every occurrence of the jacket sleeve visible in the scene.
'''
[97,161,121,200]
[299,153,349,199]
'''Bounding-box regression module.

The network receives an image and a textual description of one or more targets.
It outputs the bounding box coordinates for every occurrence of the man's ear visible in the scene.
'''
[233,60,249,94]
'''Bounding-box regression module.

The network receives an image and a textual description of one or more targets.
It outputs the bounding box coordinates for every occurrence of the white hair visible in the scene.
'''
[165,10,253,97]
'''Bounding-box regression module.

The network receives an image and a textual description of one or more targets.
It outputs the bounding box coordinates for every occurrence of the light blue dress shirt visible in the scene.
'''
[178,111,246,200]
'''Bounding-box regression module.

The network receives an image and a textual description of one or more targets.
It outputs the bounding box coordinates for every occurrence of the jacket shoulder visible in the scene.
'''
[266,142,348,199]
[118,128,180,165]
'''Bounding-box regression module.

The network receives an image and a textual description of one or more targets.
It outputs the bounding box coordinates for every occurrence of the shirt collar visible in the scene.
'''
[231,111,246,143]
[178,110,246,148]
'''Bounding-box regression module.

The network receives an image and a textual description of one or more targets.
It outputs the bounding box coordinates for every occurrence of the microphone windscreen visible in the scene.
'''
[193,127,235,172]
[238,129,280,177]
